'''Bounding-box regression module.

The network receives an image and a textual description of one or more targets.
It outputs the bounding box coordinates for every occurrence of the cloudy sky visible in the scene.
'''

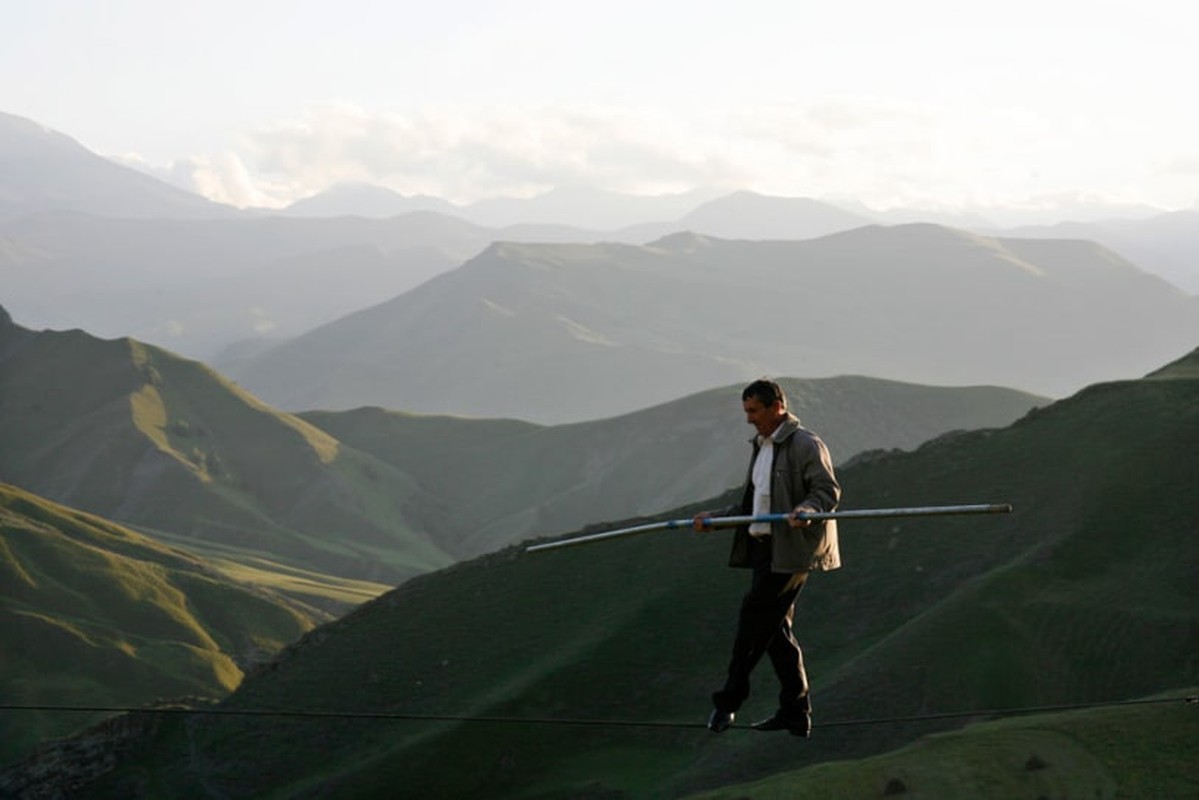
[4,0,1196,213]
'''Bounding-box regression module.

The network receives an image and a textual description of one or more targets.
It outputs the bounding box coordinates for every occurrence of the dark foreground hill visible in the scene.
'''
[16,349,1195,798]
[230,225,1199,422]
[0,307,454,587]
[0,483,321,764]
[690,695,1197,799]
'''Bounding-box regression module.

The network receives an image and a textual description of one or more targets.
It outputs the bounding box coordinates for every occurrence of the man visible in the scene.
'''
[694,379,841,737]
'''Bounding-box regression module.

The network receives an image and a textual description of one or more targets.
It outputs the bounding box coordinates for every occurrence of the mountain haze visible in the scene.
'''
[231,225,1199,422]
[459,185,727,230]
[0,210,490,359]
[283,185,873,244]
[20,352,1195,798]
[670,189,872,240]
[0,112,237,221]
[280,182,460,218]
[1003,209,1199,294]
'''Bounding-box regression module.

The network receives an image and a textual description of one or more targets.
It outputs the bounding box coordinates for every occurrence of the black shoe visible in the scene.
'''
[707,708,735,733]
[751,712,811,737]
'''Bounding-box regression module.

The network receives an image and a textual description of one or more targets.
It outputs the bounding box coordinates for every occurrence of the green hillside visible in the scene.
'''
[0,483,319,763]
[0,310,454,586]
[687,694,1197,799]
[301,375,1043,557]
[28,362,1195,797]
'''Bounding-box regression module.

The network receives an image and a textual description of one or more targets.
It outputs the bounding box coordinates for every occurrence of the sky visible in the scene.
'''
[3,0,1197,213]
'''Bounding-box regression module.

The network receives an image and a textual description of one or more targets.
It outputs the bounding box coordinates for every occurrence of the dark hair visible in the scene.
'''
[742,378,786,408]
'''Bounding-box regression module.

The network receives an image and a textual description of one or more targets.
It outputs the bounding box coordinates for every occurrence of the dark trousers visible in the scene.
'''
[712,535,810,716]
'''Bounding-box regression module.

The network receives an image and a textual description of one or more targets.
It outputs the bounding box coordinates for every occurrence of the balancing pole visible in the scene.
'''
[525,503,1012,553]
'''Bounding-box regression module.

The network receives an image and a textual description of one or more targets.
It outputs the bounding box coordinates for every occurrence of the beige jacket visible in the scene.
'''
[725,413,842,573]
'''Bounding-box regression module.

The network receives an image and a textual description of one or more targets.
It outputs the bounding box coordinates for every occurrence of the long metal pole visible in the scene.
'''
[525,503,1012,553]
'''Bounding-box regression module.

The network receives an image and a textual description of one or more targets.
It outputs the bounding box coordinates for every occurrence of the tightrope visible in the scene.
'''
[1,695,1192,731]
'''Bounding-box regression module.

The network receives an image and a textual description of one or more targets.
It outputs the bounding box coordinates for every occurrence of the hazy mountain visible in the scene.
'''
[0,210,490,359]
[0,111,239,221]
[0,189,875,365]
[17,351,1193,797]
[230,225,1199,422]
[839,196,1170,230]
[459,184,727,229]
[280,182,460,218]
[300,376,1044,556]
[1000,209,1199,294]
[668,189,872,240]
[280,185,875,244]
[0,308,454,585]
[0,482,322,764]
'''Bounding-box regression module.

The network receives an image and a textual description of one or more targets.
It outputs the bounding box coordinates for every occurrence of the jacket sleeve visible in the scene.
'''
[798,435,840,513]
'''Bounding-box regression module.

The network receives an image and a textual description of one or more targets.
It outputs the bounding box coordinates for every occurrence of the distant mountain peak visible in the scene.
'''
[676,190,872,241]
[282,182,459,218]
[0,110,239,221]
[647,230,717,252]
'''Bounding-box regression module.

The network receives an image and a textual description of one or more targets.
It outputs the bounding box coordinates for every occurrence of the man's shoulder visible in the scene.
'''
[781,424,828,452]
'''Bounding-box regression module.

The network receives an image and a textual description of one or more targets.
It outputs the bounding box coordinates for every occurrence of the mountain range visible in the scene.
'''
[3,109,1196,376]
[227,227,1199,422]
[0,304,1043,580]
[6,346,1193,798]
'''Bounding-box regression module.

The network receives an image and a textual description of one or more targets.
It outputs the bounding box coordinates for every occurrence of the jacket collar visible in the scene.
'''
[749,412,801,445]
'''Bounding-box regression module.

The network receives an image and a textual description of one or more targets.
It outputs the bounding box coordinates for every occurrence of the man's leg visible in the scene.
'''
[764,582,813,730]
[712,542,805,716]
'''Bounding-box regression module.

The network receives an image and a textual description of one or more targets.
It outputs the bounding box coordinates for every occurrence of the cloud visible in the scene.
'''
[225,102,750,204]
[165,98,1196,213]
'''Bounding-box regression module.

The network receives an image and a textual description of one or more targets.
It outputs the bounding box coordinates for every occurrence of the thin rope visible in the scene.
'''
[0,695,1192,731]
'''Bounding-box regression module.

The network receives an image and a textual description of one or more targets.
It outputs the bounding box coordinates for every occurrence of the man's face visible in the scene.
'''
[743,396,786,438]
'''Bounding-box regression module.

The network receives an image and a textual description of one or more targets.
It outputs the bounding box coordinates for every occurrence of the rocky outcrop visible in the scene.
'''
[0,710,161,799]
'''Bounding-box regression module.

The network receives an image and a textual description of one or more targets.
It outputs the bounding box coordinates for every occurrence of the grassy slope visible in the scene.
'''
[0,483,319,764]
[686,694,1198,800]
[301,375,1043,558]
[140,526,391,612]
[69,360,1198,798]
[0,317,454,584]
